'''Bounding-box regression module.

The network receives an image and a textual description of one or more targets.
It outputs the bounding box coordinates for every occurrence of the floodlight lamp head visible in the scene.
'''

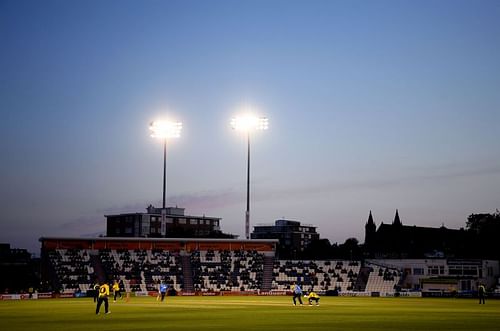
[231,115,268,132]
[149,120,182,139]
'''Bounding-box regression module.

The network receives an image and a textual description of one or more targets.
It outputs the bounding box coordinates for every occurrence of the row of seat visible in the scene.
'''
[47,249,94,292]
[364,263,401,293]
[191,250,264,292]
[272,260,361,292]
[47,249,402,294]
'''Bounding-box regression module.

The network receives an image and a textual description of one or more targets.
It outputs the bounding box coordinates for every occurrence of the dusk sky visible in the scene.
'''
[1,0,499,254]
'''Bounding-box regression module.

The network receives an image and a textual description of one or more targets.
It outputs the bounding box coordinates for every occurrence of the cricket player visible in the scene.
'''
[112,280,122,302]
[96,281,110,315]
[305,291,320,306]
[291,282,303,306]
[159,281,169,302]
[93,282,100,303]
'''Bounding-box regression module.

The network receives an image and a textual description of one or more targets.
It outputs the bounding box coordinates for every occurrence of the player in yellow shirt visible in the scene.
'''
[112,280,122,302]
[305,291,320,306]
[96,281,111,315]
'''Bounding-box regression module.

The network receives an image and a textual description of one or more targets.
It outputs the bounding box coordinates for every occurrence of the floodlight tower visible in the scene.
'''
[149,120,182,209]
[231,114,269,239]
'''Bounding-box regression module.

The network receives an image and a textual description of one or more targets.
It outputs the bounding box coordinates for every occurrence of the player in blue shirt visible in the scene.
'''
[159,281,169,302]
[291,282,303,306]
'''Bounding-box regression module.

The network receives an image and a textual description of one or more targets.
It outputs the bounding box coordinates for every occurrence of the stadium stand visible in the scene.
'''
[46,247,268,294]
[272,260,361,292]
[45,248,407,295]
[47,249,95,293]
[41,239,413,295]
[363,261,402,294]
[191,250,264,292]
[98,249,183,292]
[45,247,406,295]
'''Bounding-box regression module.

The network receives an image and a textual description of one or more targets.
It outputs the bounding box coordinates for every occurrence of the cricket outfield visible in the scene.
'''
[1,296,498,331]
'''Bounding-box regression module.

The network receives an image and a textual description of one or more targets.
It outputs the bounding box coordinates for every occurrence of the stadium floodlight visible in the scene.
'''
[231,114,269,240]
[230,115,268,132]
[149,120,182,139]
[149,120,182,209]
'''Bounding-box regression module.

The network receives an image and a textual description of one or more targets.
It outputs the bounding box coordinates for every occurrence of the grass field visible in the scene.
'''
[1,296,499,331]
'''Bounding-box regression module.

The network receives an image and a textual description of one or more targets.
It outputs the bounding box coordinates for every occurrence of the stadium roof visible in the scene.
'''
[39,236,279,244]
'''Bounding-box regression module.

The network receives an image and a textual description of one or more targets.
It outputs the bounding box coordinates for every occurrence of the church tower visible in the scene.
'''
[365,210,376,247]
[393,209,402,227]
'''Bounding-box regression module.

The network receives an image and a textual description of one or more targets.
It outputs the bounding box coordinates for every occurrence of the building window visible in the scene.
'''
[178,219,186,225]
[463,266,477,276]
[461,280,472,291]
[413,268,424,275]
[428,266,439,275]
[449,267,461,275]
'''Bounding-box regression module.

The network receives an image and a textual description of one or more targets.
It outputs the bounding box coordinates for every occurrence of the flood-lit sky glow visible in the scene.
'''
[1,0,500,253]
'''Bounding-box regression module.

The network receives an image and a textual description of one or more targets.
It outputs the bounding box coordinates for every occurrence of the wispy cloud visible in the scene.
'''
[164,163,500,208]
[59,216,105,234]
[414,164,500,182]
[67,163,500,221]
[95,202,151,215]
[170,189,243,210]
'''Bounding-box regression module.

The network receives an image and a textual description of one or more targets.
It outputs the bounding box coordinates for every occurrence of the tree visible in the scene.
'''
[466,211,500,234]
[466,210,500,259]
[336,238,362,260]
[303,239,332,259]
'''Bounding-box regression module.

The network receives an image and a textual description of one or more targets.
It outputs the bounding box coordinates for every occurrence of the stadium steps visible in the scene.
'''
[180,253,194,292]
[396,271,407,289]
[90,253,107,283]
[260,255,274,292]
[45,253,61,292]
[353,266,371,291]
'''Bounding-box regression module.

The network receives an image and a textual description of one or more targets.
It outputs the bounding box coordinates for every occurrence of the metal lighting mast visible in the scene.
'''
[231,114,268,239]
